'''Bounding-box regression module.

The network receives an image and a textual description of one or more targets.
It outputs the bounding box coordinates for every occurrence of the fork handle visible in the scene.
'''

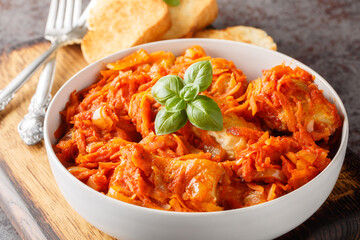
[0,41,61,111]
[17,55,56,145]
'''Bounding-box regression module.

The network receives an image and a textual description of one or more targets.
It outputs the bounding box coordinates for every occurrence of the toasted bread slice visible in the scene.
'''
[194,26,277,50]
[81,0,171,63]
[161,0,218,40]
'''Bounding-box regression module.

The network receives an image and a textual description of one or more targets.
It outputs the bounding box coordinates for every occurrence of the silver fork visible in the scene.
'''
[17,0,82,145]
[0,0,91,112]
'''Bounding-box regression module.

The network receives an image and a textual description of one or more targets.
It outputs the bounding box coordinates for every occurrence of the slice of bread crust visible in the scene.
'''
[81,0,171,63]
[161,0,218,40]
[194,26,277,50]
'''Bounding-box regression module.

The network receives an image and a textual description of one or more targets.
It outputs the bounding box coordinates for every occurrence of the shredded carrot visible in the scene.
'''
[54,46,341,212]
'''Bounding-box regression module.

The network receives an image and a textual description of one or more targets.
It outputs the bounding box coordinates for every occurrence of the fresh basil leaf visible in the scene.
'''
[179,83,200,102]
[163,0,180,6]
[186,95,223,131]
[155,108,188,135]
[166,97,186,112]
[184,60,213,92]
[151,75,184,105]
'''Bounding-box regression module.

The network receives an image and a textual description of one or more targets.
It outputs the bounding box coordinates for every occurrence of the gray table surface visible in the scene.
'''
[1,0,359,239]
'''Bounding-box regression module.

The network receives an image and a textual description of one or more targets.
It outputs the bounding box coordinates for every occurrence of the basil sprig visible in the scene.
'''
[151,75,184,105]
[151,60,223,135]
[155,108,187,135]
[187,95,223,131]
[162,0,180,6]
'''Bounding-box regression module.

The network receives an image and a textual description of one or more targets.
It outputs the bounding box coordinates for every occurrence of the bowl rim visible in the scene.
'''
[44,38,349,217]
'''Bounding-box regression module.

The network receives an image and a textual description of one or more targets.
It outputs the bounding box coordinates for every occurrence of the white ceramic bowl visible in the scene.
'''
[44,39,349,240]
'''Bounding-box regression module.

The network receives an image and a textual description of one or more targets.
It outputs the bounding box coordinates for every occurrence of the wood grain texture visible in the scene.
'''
[0,163,48,240]
[0,41,359,240]
[0,42,115,240]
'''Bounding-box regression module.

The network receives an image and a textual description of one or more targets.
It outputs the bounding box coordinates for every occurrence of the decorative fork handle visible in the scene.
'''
[17,56,56,145]
[0,41,61,111]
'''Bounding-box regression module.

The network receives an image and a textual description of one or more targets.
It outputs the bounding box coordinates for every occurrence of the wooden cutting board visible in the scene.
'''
[0,41,359,240]
[0,41,115,240]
